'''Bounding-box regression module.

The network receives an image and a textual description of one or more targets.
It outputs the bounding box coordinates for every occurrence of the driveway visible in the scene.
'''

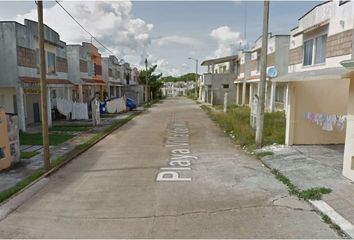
[0,98,339,238]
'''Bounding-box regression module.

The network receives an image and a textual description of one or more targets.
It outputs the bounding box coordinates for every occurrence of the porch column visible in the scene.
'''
[78,84,83,102]
[343,78,354,181]
[249,83,254,105]
[211,89,214,105]
[67,87,72,101]
[16,86,26,132]
[242,82,247,105]
[285,83,289,114]
[236,83,240,105]
[285,83,295,146]
[270,81,276,112]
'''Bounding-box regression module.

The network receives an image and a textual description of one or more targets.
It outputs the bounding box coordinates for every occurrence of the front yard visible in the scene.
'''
[19,132,75,146]
[201,104,285,148]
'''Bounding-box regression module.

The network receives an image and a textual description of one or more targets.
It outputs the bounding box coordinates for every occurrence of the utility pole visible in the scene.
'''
[188,57,199,98]
[145,58,148,102]
[37,0,50,171]
[255,0,269,147]
[195,59,198,97]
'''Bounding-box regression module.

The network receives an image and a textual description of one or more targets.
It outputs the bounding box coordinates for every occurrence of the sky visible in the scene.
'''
[0,0,319,76]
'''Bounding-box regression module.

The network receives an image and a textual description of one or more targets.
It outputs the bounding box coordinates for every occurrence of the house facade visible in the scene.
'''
[235,34,290,112]
[274,1,354,145]
[102,55,123,98]
[0,19,72,131]
[67,42,105,103]
[199,55,238,105]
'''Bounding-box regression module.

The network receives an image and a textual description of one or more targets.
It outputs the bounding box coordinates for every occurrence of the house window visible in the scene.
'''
[257,54,261,72]
[0,148,4,159]
[303,34,327,66]
[222,84,229,89]
[47,52,56,74]
[222,66,226,73]
[275,86,284,103]
[94,64,102,76]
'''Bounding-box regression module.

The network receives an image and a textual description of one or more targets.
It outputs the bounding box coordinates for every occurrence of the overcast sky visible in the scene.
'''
[0,1,318,76]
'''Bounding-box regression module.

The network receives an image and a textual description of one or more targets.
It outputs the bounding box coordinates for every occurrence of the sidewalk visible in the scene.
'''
[0,111,138,193]
[258,144,354,236]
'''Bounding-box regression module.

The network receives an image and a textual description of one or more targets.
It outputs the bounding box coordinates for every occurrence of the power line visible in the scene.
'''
[54,0,116,57]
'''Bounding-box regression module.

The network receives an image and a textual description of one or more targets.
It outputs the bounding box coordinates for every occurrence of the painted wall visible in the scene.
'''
[0,108,11,170]
[0,23,18,87]
[286,78,349,145]
[343,77,354,181]
[0,88,16,113]
[210,74,237,105]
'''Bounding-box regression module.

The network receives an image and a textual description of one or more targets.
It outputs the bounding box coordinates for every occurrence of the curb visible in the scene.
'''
[0,178,49,221]
[257,155,352,238]
[310,200,354,238]
[0,111,142,221]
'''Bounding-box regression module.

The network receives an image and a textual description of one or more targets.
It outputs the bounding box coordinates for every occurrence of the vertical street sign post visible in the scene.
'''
[37,0,51,171]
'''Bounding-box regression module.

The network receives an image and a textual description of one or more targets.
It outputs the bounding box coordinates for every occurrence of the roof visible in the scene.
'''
[272,67,349,82]
[201,55,239,66]
[81,78,105,85]
[298,1,330,21]
[20,77,72,85]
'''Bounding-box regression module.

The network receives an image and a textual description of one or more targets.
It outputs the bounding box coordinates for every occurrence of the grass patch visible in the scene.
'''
[320,213,343,234]
[298,187,332,200]
[255,151,274,158]
[19,133,74,146]
[50,124,91,132]
[271,169,331,200]
[20,151,39,159]
[201,105,285,148]
[0,168,45,203]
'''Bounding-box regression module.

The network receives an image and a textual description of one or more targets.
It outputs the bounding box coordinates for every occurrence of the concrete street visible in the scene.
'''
[0,98,340,238]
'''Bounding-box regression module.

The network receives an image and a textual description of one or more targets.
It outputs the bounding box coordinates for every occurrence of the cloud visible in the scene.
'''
[12,1,153,63]
[153,35,206,47]
[147,57,179,77]
[209,26,245,58]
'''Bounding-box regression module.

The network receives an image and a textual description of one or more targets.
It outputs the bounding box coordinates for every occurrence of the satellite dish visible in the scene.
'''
[267,67,278,78]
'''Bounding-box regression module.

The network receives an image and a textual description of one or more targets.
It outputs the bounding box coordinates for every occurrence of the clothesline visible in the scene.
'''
[304,112,346,131]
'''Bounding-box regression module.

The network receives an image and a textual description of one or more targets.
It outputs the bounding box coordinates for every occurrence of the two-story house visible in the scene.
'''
[199,55,239,105]
[274,1,353,146]
[102,55,123,99]
[235,34,290,112]
[121,63,144,105]
[67,42,105,103]
[0,19,72,131]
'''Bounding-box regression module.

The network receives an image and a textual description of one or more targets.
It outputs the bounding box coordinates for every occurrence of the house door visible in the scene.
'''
[33,103,40,123]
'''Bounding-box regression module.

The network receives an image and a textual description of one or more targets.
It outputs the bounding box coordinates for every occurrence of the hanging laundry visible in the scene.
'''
[304,111,346,132]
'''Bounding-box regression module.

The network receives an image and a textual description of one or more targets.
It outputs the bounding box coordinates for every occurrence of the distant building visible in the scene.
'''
[199,55,238,105]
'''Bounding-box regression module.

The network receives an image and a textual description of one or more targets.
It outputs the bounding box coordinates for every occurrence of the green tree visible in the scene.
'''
[139,65,163,99]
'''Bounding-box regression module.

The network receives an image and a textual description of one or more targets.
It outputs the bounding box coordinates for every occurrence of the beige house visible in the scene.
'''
[273,1,354,146]
[234,34,290,112]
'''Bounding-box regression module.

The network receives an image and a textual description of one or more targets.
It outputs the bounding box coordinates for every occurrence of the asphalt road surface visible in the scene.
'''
[0,98,339,238]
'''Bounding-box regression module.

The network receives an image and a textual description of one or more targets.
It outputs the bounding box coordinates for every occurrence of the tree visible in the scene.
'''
[139,65,163,99]
[161,73,199,83]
